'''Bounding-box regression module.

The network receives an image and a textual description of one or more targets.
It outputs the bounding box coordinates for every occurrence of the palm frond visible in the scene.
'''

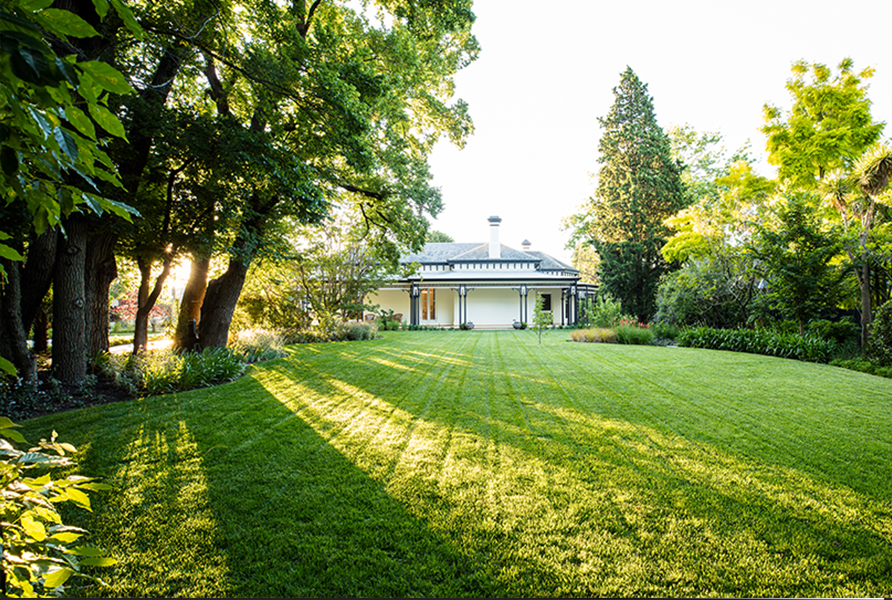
[854,143,892,197]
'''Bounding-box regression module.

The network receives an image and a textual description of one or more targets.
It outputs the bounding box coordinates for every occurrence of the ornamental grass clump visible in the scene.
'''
[230,328,287,363]
[570,327,617,343]
[614,323,655,345]
[95,347,245,396]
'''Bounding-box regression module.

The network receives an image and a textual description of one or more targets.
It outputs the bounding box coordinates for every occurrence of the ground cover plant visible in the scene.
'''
[678,326,837,363]
[16,331,892,597]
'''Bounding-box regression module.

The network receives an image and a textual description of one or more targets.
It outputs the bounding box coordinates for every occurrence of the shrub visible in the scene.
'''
[677,326,835,363]
[654,255,756,329]
[806,318,859,345]
[570,328,617,343]
[589,293,629,328]
[0,419,115,596]
[229,329,287,363]
[867,300,892,366]
[335,322,377,341]
[829,358,892,379]
[650,322,680,341]
[96,347,245,396]
[614,324,655,345]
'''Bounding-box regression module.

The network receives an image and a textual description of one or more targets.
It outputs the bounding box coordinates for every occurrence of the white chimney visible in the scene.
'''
[488,216,501,259]
[521,239,531,251]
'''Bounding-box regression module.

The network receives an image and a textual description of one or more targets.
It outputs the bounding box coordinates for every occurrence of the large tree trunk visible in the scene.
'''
[20,228,58,334]
[52,216,88,384]
[31,306,50,355]
[173,255,210,351]
[132,255,174,354]
[84,231,118,356]
[199,257,251,348]
[0,258,37,383]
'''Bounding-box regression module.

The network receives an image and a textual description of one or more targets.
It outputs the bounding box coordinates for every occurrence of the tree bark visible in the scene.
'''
[31,306,50,355]
[173,255,210,350]
[132,255,174,354]
[0,258,37,383]
[52,216,88,384]
[199,257,251,348]
[84,231,118,356]
[20,228,58,335]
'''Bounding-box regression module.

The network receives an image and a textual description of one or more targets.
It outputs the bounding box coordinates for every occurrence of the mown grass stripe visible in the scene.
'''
[19,330,892,598]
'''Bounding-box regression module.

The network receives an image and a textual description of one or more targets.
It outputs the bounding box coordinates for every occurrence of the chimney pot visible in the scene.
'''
[488,216,501,259]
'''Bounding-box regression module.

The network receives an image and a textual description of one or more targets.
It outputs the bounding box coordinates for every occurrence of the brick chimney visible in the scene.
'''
[488,216,501,259]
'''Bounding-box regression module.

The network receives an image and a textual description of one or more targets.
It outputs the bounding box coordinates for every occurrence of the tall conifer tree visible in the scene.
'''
[578,67,685,321]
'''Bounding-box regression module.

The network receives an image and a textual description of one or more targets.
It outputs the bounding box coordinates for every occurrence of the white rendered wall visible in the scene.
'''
[366,289,409,322]
[464,288,522,327]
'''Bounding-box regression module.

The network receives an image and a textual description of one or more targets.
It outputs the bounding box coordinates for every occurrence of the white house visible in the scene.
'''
[367,216,597,329]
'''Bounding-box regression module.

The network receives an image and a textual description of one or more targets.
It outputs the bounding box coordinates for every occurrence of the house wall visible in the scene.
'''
[366,289,409,322]
[368,285,573,328]
[465,288,523,327]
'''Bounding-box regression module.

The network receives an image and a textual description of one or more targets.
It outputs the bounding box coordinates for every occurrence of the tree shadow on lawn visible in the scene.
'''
[54,376,522,598]
[252,346,892,597]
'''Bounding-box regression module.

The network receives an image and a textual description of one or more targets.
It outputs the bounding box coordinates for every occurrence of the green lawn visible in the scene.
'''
[22,330,892,597]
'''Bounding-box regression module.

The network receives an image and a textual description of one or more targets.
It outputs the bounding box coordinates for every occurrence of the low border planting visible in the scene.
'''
[677,326,835,363]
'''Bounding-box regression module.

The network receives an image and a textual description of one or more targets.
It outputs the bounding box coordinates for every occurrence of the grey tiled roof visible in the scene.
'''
[400,241,578,274]
[401,243,480,263]
[450,244,539,262]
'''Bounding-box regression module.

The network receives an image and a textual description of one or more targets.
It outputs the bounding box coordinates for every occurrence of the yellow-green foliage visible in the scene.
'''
[0,419,115,597]
[570,327,617,343]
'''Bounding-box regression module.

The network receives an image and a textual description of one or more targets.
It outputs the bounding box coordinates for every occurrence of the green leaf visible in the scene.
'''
[110,0,143,37]
[49,531,82,544]
[21,0,56,10]
[38,9,100,39]
[1,427,27,444]
[91,0,109,19]
[78,557,118,567]
[93,194,139,219]
[42,567,74,590]
[76,482,112,492]
[0,243,24,261]
[53,126,78,161]
[27,107,54,139]
[0,417,20,429]
[67,546,105,557]
[79,61,132,95]
[87,103,126,139]
[65,106,96,140]
[10,46,49,84]
[64,487,92,510]
[22,513,47,541]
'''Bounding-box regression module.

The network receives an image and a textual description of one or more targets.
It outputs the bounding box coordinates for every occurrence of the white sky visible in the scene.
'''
[427,0,892,264]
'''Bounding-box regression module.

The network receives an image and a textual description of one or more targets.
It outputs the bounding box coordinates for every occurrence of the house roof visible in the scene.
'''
[402,242,577,273]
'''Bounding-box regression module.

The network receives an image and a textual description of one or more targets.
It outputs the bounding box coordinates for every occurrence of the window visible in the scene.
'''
[540,293,552,311]
[421,287,435,320]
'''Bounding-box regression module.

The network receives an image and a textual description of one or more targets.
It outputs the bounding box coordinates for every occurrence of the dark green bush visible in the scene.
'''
[829,358,892,379]
[677,326,835,363]
[867,300,892,366]
[650,322,680,341]
[614,324,655,345]
[807,318,860,345]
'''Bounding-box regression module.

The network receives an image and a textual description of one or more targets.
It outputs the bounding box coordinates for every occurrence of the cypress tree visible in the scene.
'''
[584,67,686,321]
